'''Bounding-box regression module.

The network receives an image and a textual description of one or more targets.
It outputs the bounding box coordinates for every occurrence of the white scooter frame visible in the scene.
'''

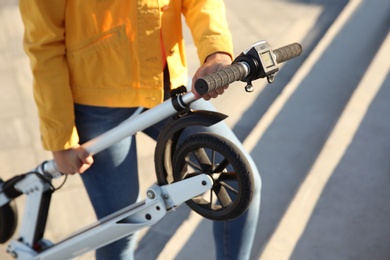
[1,91,222,260]
[0,41,302,259]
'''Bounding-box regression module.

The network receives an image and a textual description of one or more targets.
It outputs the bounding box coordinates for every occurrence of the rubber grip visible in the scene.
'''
[195,63,248,95]
[274,43,302,63]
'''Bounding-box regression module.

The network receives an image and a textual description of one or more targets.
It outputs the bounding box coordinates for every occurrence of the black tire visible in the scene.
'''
[0,201,18,244]
[172,133,254,221]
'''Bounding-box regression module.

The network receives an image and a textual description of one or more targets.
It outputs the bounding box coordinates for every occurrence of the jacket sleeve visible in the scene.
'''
[19,0,79,151]
[182,0,234,64]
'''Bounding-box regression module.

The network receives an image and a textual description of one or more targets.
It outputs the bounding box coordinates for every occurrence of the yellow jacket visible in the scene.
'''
[19,0,233,151]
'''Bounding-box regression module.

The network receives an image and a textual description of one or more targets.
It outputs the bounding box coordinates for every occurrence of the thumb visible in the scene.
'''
[77,147,94,173]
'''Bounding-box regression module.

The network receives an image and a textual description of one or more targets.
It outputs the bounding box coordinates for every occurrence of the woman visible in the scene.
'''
[19,0,261,259]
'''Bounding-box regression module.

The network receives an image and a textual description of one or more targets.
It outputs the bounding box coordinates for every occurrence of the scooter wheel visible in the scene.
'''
[0,201,18,244]
[172,133,254,221]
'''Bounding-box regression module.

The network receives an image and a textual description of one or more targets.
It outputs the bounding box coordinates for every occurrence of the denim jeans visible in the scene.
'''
[74,98,261,260]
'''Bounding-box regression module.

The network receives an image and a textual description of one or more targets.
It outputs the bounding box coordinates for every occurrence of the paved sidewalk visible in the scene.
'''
[1,0,389,259]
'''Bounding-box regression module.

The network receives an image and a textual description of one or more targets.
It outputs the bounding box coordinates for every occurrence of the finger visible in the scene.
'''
[79,154,94,165]
[61,169,78,175]
[77,146,93,163]
[202,94,211,101]
[61,157,85,175]
[208,91,219,99]
[77,153,94,174]
[79,156,94,174]
[216,88,224,95]
[55,163,74,175]
[79,163,92,174]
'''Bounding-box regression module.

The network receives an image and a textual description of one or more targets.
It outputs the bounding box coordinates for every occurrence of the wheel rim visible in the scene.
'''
[178,146,242,213]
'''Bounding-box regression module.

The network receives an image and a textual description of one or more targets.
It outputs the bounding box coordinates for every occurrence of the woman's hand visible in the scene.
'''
[52,144,94,174]
[192,52,232,100]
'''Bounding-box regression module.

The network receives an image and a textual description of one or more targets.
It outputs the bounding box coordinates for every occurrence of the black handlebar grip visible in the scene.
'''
[274,43,302,64]
[195,63,248,95]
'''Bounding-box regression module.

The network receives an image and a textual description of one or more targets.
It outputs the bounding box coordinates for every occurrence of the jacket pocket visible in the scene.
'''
[67,25,131,88]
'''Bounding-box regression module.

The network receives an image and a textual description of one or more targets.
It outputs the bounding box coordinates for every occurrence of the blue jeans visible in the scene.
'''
[75,99,261,260]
